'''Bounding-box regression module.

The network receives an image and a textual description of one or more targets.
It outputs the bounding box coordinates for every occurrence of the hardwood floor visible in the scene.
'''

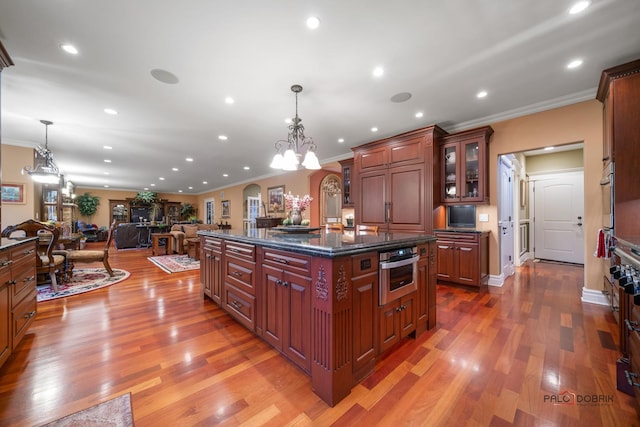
[0,244,638,426]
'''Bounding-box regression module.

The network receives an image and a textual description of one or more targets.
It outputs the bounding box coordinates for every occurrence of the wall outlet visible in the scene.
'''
[478,213,489,222]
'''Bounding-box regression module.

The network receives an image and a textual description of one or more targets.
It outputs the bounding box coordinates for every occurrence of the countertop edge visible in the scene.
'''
[1,237,38,251]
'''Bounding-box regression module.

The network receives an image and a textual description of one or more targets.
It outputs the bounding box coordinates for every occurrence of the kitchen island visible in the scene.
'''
[198,228,437,406]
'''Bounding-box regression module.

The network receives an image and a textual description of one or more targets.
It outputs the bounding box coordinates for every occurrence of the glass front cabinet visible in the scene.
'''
[441,126,493,204]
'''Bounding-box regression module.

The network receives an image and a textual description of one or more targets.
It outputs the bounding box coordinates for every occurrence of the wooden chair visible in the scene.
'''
[65,220,116,278]
[1,219,66,291]
[357,224,379,233]
[325,223,344,232]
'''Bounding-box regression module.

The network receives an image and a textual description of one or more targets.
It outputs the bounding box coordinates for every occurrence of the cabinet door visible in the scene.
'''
[399,294,417,338]
[602,88,613,164]
[357,146,388,171]
[0,284,10,368]
[442,143,459,202]
[202,247,212,298]
[416,257,429,328]
[460,139,487,203]
[378,300,400,354]
[340,159,354,208]
[456,242,479,285]
[262,264,284,349]
[359,170,387,227]
[388,164,425,231]
[352,271,377,377]
[436,241,455,281]
[211,250,222,304]
[283,270,311,372]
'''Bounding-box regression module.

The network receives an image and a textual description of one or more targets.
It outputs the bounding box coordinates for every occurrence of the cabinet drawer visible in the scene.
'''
[262,248,311,276]
[12,289,37,350]
[10,244,37,265]
[352,252,378,277]
[204,237,222,252]
[224,284,256,331]
[11,264,37,307]
[435,232,479,243]
[224,241,255,261]
[225,257,255,295]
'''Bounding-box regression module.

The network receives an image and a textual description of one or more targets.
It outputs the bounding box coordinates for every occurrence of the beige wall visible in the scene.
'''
[487,100,603,290]
[526,148,583,174]
[1,144,37,227]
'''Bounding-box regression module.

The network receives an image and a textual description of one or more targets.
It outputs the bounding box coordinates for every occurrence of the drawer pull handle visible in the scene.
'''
[24,249,36,255]
[1,260,13,267]
[24,276,36,282]
[232,271,243,277]
[23,310,36,319]
[625,319,640,332]
[272,257,289,265]
[282,281,289,288]
[230,300,243,310]
[625,371,640,388]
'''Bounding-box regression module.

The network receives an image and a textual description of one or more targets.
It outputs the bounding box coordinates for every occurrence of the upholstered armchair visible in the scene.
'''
[168,223,218,254]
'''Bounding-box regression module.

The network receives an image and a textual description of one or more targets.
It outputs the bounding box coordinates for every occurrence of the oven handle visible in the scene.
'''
[379,254,419,270]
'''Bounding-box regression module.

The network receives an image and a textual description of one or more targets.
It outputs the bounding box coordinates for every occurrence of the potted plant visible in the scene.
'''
[181,203,195,221]
[76,192,100,223]
[134,191,161,223]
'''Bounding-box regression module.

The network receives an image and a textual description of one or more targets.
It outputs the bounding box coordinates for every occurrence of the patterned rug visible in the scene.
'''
[43,393,133,426]
[147,254,200,273]
[37,268,131,302]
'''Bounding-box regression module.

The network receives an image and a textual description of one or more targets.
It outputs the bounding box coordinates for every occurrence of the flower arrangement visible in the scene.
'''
[284,192,313,212]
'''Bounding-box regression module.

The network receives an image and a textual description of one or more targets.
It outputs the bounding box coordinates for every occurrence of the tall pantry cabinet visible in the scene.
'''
[352,126,446,233]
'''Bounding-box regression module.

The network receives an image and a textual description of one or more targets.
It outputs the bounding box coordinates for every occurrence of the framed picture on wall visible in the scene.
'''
[267,185,285,213]
[221,200,230,218]
[1,182,26,204]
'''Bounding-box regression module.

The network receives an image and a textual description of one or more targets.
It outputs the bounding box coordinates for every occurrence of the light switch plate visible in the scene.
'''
[479,213,489,222]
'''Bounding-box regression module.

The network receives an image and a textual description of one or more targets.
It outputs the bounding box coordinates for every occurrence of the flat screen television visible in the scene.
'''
[447,205,476,228]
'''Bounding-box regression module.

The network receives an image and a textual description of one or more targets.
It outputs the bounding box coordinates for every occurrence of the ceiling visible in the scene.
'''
[1,1,639,194]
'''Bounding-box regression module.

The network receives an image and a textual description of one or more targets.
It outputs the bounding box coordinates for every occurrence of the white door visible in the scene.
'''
[246,196,261,229]
[533,172,584,264]
[204,198,215,224]
[498,156,515,277]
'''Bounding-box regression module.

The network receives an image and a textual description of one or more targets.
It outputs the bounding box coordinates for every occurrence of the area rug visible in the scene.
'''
[37,268,131,302]
[148,254,200,273]
[43,393,133,426]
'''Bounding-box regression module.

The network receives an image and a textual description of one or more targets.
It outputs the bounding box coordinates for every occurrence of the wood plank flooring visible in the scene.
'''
[0,244,638,426]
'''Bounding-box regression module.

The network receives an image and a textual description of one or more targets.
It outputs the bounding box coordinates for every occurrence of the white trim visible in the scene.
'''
[581,287,609,306]
[488,274,504,287]
[527,168,584,179]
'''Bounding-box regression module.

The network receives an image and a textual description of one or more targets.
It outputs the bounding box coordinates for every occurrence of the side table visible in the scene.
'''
[151,233,173,256]
[186,238,200,261]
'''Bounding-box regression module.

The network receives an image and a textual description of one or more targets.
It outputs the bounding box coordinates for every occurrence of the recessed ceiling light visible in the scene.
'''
[567,59,583,69]
[415,112,424,118]
[371,127,379,132]
[338,138,345,143]
[61,44,78,55]
[223,173,229,177]
[150,183,156,187]
[178,190,183,193]
[104,108,118,115]
[202,181,208,185]
[104,172,109,175]
[477,90,488,98]
[104,159,112,163]
[544,146,555,151]
[569,1,590,14]
[172,167,179,171]
[188,186,193,190]
[185,157,194,162]
[373,67,384,78]
[218,135,228,141]
[306,16,320,30]
[225,96,234,104]
[243,166,250,170]
[159,177,165,180]
[103,145,112,150]
[144,187,149,191]
[103,185,109,188]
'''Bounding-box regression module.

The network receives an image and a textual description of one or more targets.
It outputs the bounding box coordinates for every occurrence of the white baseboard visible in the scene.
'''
[488,274,504,287]
[581,287,609,306]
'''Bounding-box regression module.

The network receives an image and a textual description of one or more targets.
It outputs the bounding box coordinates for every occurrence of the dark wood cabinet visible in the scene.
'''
[378,292,417,355]
[202,236,222,304]
[255,217,282,229]
[339,159,354,208]
[222,241,257,330]
[435,231,489,287]
[351,252,378,382]
[0,240,37,370]
[353,126,445,233]
[261,248,312,373]
[596,59,640,240]
[416,242,436,334]
[440,126,493,204]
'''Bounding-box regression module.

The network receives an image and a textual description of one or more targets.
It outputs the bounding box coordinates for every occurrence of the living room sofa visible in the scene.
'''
[114,223,142,249]
[169,223,218,254]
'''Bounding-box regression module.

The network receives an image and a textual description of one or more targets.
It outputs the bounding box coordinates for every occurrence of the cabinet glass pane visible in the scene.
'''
[343,166,351,206]
[444,146,457,199]
[464,142,479,198]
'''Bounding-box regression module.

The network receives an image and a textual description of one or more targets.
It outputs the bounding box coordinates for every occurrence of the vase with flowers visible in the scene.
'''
[284,192,313,226]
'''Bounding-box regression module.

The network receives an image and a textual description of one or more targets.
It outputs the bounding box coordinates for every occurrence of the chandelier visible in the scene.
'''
[22,120,61,184]
[270,84,321,171]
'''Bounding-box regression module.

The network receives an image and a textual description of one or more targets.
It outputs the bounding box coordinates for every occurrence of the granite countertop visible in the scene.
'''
[1,237,38,251]
[198,228,436,258]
